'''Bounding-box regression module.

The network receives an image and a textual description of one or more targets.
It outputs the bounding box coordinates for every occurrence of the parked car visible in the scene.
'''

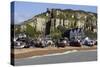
[33,38,46,48]
[82,37,95,47]
[14,41,26,49]
[94,40,97,45]
[56,38,68,48]
[69,38,81,47]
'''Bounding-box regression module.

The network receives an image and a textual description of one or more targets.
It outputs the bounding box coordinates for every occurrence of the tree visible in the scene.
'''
[25,24,36,38]
[25,24,42,38]
[14,26,21,35]
[50,28,62,39]
[57,25,66,33]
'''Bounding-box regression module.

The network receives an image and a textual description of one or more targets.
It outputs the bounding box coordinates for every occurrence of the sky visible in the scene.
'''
[11,1,97,24]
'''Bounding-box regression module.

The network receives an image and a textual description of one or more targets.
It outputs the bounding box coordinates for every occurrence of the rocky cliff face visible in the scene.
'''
[17,8,97,33]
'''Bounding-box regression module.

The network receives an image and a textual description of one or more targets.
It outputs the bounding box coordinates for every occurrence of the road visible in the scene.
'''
[14,50,97,66]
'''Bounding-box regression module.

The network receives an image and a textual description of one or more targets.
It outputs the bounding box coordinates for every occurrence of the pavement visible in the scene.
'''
[12,46,97,59]
[14,50,97,66]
